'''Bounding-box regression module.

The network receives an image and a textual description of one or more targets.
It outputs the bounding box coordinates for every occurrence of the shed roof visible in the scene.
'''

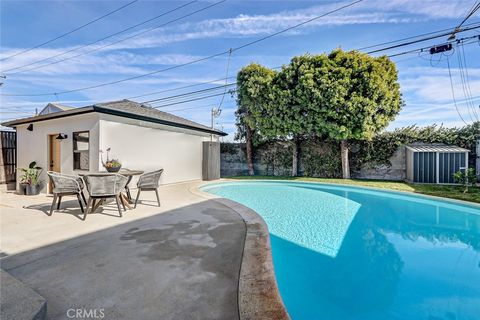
[2,99,227,136]
[406,144,470,153]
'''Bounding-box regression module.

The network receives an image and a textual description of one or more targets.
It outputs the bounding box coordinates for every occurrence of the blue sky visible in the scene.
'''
[1,0,479,139]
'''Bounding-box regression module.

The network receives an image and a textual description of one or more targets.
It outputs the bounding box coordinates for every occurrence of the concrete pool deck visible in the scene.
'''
[0,181,288,320]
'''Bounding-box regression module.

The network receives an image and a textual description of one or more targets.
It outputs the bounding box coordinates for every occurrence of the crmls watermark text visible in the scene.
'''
[66,308,105,319]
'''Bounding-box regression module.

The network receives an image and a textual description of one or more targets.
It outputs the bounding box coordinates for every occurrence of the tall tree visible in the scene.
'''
[321,50,403,178]
[236,50,402,178]
[271,50,402,178]
[236,64,276,175]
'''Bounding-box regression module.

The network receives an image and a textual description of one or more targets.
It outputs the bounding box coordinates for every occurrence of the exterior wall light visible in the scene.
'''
[56,133,68,140]
[27,124,33,131]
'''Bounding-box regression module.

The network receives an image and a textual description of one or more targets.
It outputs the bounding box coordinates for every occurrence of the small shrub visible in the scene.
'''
[453,168,478,193]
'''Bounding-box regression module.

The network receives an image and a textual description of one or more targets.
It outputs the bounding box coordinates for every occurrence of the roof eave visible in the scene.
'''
[93,106,227,136]
[1,107,95,127]
[1,106,227,137]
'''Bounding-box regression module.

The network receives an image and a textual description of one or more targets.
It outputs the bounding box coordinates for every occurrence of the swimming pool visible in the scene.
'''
[201,181,480,320]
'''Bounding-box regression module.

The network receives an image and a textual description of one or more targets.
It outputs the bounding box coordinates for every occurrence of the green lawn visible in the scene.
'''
[225,176,480,204]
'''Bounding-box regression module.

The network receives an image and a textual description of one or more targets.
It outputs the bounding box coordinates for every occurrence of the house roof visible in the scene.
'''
[39,103,74,115]
[2,99,227,136]
[406,144,470,153]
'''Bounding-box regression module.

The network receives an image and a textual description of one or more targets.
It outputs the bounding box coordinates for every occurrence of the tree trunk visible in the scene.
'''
[291,138,300,177]
[341,139,350,179]
[245,126,255,176]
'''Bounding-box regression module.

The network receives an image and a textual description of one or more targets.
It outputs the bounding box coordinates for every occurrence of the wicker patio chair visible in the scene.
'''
[47,171,87,215]
[83,174,128,220]
[134,169,164,208]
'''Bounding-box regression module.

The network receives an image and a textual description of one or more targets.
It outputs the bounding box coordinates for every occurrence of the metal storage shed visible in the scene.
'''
[406,144,470,184]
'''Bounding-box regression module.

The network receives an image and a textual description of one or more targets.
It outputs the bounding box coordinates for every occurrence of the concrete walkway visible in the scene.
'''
[0,182,246,320]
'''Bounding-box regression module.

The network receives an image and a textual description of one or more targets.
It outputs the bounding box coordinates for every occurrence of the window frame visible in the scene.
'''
[72,130,90,171]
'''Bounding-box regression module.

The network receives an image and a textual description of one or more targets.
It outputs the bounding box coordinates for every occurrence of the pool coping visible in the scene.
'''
[190,182,290,320]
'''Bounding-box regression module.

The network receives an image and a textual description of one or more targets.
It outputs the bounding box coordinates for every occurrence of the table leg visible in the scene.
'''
[120,193,133,210]
[125,176,133,202]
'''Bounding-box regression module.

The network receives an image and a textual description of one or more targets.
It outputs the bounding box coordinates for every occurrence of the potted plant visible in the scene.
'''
[20,161,44,195]
[101,147,122,172]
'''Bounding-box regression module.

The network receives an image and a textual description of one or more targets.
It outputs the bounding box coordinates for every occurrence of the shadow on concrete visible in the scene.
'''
[2,199,246,320]
[25,198,127,220]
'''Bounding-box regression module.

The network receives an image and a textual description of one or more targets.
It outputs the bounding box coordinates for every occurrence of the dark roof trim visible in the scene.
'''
[2,106,227,136]
[1,107,95,127]
[93,106,227,136]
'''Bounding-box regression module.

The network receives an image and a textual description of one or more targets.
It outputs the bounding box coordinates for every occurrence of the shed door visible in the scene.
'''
[438,152,466,184]
[413,152,436,183]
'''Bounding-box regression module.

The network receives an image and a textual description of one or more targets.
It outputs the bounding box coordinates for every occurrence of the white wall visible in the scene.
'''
[99,114,214,185]
[15,111,220,192]
[16,113,100,193]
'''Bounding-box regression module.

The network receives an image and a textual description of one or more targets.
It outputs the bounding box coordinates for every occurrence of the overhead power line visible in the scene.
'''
[447,1,480,40]
[357,22,480,51]
[148,90,236,109]
[2,38,478,115]
[0,0,139,62]
[126,76,237,100]
[0,0,364,97]
[141,83,235,104]
[457,1,480,29]
[387,35,479,58]
[446,58,469,125]
[366,24,480,54]
[1,0,202,74]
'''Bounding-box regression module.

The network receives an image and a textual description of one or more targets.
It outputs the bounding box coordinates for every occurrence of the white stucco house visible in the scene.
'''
[2,99,226,193]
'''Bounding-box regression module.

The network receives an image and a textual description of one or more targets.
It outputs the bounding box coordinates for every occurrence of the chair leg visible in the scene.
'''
[90,199,97,214]
[81,190,87,205]
[155,188,161,207]
[57,195,62,209]
[134,189,141,208]
[84,197,93,220]
[125,186,132,202]
[121,195,126,211]
[49,194,58,216]
[115,195,123,217]
[76,193,84,213]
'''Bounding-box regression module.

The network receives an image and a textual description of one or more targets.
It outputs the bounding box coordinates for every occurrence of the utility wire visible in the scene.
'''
[366,24,480,54]
[0,0,363,96]
[357,22,480,51]
[141,83,235,104]
[163,101,235,113]
[458,1,480,29]
[446,57,469,125]
[2,34,479,115]
[387,35,479,58]
[126,75,237,100]
[448,1,480,40]
[148,90,236,109]
[0,0,139,62]
[2,0,201,74]
[456,47,476,122]
[456,43,479,120]
[217,48,233,111]
[459,43,479,119]
[2,37,478,112]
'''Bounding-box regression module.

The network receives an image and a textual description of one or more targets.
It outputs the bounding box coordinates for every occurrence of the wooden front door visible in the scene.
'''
[48,134,61,192]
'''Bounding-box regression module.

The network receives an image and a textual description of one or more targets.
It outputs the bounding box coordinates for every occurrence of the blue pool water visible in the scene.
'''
[201,181,480,320]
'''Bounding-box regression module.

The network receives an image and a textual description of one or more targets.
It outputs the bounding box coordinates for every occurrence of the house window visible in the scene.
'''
[73,131,89,170]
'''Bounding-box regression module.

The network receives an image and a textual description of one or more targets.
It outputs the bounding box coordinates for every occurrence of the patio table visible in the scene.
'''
[78,169,144,210]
